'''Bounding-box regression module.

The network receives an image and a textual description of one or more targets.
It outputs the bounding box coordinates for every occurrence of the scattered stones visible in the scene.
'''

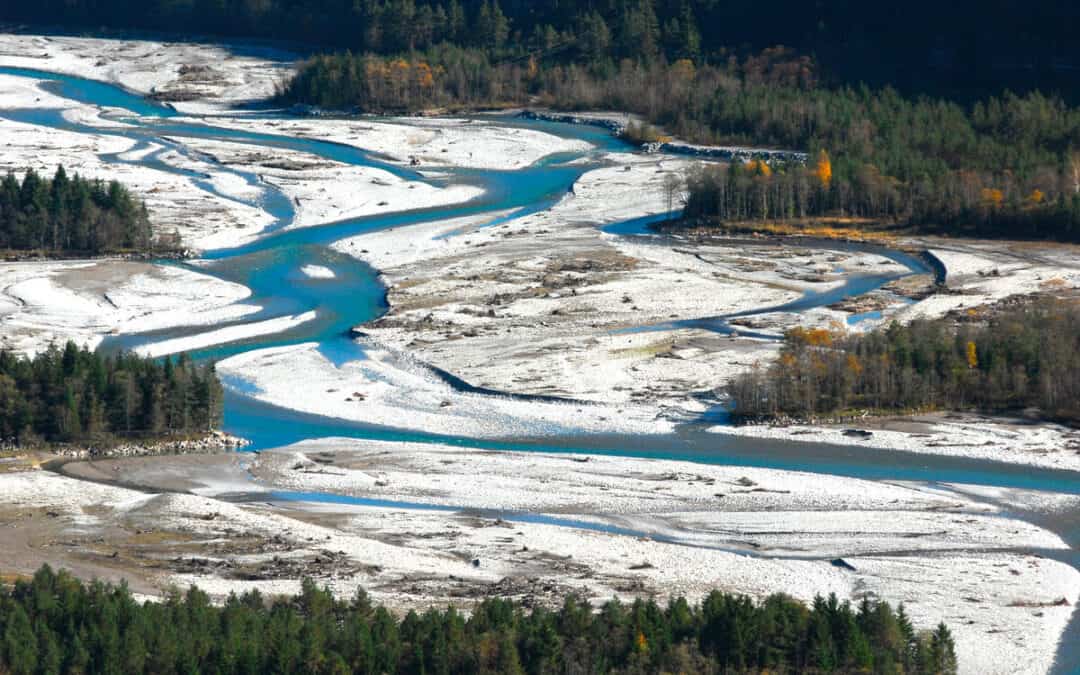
[50,431,250,460]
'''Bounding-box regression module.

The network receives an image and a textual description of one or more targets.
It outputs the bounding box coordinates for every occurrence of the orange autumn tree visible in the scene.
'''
[815,149,832,189]
[746,158,772,176]
[635,631,649,653]
[981,187,1004,208]
[671,58,696,82]
[846,353,863,376]
[788,326,834,347]
[414,61,435,90]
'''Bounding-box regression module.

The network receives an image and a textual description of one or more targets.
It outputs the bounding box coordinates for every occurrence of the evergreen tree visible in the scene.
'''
[0,167,155,254]
[0,565,960,673]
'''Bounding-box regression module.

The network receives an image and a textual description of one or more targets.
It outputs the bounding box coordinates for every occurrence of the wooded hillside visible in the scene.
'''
[2,1,1075,101]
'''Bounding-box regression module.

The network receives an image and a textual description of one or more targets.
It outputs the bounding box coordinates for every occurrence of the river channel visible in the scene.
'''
[1,64,1077,671]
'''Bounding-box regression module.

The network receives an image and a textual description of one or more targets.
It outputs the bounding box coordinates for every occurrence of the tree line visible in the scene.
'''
[0,342,223,444]
[680,84,1080,242]
[278,44,811,114]
[0,167,153,254]
[286,46,1080,241]
[0,564,958,674]
[728,298,1080,424]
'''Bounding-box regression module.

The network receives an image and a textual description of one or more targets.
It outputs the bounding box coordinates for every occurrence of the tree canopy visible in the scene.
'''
[0,342,222,444]
[728,297,1080,424]
[2,0,1075,102]
[0,167,152,254]
[0,565,958,674]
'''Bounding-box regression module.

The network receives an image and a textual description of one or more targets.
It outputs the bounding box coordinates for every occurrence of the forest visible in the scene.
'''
[0,565,958,674]
[679,86,1080,241]
[0,342,223,444]
[727,298,1080,424]
[0,167,153,254]
[1,0,1075,101]
[279,24,1080,243]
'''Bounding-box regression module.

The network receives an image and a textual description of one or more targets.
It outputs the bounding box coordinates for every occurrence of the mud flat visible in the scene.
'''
[197,115,594,171]
[887,237,1080,322]
[713,412,1080,474]
[216,340,673,438]
[167,135,485,233]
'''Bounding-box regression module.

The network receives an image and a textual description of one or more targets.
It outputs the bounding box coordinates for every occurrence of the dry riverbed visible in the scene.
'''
[0,443,1073,675]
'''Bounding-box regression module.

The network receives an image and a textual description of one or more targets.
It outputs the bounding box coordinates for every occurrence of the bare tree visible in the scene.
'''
[663,171,685,214]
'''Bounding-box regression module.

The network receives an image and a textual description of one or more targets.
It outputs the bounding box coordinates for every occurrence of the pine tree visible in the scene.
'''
[2,605,38,675]
[930,622,958,675]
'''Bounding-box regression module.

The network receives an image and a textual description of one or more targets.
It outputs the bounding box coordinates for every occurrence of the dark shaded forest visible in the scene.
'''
[0,342,223,444]
[1,0,1076,102]
[0,565,958,674]
[0,167,152,254]
[728,298,1080,424]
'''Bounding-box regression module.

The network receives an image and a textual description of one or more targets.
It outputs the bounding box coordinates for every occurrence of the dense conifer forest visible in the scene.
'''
[728,298,1080,424]
[679,87,1080,241]
[0,342,222,444]
[0,565,959,674]
[0,167,153,254]
[1,1,1074,100]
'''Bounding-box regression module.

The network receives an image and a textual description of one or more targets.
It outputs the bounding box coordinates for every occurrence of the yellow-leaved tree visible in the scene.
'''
[746,159,772,176]
[815,149,832,189]
[981,188,1004,208]
[966,341,978,369]
[635,631,649,653]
